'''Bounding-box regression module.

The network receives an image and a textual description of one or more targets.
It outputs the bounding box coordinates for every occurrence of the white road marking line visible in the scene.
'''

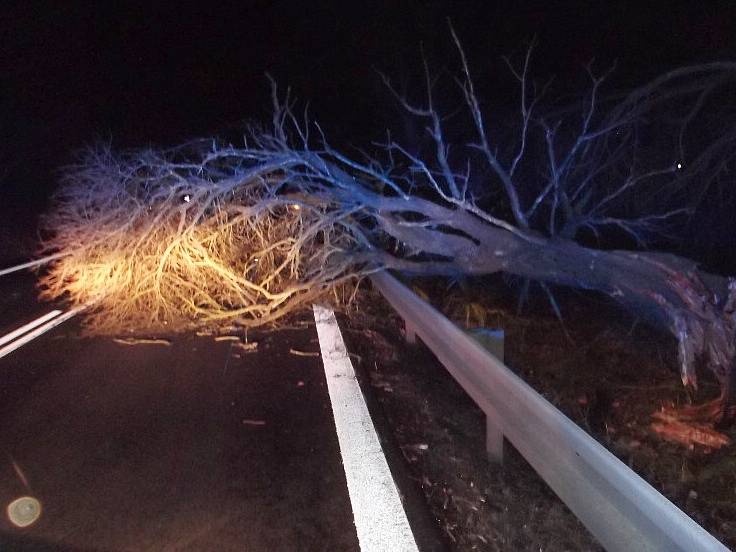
[313,304,418,552]
[0,253,69,277]
[0,307,84,359]
[0,310,63,348]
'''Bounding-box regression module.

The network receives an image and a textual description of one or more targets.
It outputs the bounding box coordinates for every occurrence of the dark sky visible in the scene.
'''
[2,0,736,208]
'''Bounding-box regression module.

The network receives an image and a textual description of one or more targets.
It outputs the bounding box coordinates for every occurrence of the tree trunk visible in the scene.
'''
[378,204,736,422]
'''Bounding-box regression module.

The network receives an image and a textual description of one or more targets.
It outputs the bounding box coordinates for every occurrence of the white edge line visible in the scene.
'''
[313,304,419,552]
[0,310,64,348]
[0,307,84,359]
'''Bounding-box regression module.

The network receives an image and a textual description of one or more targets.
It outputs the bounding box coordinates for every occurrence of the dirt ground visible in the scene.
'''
[340,275,735,551]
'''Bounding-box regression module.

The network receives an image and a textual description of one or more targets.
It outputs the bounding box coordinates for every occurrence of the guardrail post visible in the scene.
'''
[467,329,506,464]
[485,409,504,464]
[404,319,417,344]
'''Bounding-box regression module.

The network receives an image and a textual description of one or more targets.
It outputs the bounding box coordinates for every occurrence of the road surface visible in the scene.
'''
[0,273,361,551]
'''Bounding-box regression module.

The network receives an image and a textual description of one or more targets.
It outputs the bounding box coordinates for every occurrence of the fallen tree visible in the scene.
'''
[39,36,736,426]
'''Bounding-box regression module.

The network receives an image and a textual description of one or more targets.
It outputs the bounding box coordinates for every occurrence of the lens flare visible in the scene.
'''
[7,496,42,528]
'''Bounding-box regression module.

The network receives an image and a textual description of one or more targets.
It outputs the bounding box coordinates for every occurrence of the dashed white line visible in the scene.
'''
[0,310,63,348]
[313,304,418,552]
[0,307,84,359]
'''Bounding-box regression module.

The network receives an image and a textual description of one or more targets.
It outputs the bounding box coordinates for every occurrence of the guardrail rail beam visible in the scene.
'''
[371,270,727,552]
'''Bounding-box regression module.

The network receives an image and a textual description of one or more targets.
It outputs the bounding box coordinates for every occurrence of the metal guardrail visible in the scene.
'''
[371,271,727,552]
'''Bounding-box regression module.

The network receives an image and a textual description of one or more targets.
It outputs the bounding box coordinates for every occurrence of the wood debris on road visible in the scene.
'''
[234,341,258,352]
[289,348,320,357]
[112,337,171,346]
[241,419,266,426]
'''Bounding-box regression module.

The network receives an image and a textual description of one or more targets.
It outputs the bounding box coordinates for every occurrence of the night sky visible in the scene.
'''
[2,1,735,260]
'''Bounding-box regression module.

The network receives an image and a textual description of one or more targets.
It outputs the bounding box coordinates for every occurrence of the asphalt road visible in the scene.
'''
[0,274,360,551]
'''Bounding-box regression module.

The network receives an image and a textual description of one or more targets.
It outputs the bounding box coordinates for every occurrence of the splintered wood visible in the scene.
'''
[650,408,732,448]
